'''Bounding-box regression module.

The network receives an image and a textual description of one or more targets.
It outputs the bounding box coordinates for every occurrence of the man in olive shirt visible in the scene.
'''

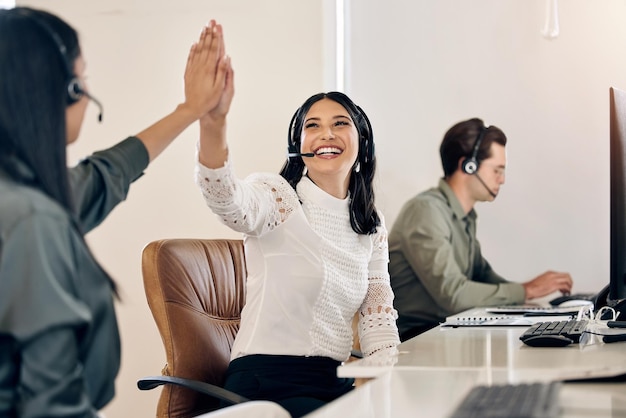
[389,118,573,341]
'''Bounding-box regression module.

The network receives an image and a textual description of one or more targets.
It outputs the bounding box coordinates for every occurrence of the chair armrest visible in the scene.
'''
[137,376,250,406]
[350,349,363,359]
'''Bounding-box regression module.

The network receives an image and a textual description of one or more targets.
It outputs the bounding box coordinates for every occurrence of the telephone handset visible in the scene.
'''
[592,284,610,310]
[592,284,626,319]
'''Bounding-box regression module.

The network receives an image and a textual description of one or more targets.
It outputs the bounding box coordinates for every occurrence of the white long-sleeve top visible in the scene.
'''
[195,160,400,362]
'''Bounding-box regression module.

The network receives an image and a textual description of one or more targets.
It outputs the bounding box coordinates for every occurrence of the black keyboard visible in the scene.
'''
[519,320,589,347]
[450,381,561,418]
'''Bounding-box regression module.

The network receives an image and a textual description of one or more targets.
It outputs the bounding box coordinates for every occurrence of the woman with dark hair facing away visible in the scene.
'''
[195,29,400,418]
[0,7,228,417]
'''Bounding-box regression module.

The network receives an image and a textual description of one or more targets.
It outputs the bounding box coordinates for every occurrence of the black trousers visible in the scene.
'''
[222,354,355,417]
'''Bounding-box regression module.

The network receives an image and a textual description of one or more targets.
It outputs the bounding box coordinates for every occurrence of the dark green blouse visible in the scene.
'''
[0,137,149,417]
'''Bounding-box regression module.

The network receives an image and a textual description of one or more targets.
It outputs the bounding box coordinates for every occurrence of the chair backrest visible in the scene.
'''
[142,239,247,418]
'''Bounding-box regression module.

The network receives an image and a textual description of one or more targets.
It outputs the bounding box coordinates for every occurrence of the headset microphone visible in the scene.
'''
[24,10,104,122]
[475,172,497,198]
[83,91,103,122]
[462,126,487,175]
[462,125,496,197]
[287,152,315,158]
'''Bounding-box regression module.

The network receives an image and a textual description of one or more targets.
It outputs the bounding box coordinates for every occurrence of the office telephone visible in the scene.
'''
[592,284,626,319]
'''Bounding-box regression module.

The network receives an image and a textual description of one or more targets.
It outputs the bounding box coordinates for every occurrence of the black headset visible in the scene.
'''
[286,109,300,156]
[21,10,85,105]
[22,10,104,121]
[357,105,374,164]
[461,126,487,175]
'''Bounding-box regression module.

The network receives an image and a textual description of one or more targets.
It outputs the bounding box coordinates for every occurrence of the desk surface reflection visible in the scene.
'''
[310,325,626,417]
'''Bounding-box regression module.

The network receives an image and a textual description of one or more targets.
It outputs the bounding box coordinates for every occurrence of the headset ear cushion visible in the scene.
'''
[462,158,478,175]
[66,77,83,104]
[463,125,487,175]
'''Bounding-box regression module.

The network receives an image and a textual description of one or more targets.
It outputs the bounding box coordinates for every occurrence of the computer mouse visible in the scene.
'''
[522,335,574,347]
[558,300,594,308]
[549,293,595,306]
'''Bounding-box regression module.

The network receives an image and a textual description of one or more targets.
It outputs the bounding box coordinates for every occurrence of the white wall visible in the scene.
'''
[17,0,329,416]
[347,0,626,294]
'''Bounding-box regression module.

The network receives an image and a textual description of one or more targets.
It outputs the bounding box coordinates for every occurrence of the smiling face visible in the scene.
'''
[299,98,359,195]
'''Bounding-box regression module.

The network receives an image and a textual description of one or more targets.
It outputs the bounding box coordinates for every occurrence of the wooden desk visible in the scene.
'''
[305,325,626,417]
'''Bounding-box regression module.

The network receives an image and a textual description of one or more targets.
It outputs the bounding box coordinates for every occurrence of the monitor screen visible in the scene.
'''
[609,86,626,303]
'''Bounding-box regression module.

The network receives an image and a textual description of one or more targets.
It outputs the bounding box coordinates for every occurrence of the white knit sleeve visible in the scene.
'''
[194,159,299,236]
[358,216,401,356]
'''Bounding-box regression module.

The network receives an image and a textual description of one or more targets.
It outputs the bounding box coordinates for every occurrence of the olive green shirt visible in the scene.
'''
[0,137,149,417]
[388,179,526,335]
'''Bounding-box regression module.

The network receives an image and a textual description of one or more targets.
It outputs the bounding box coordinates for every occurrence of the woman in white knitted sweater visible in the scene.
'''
[194,23,400,418]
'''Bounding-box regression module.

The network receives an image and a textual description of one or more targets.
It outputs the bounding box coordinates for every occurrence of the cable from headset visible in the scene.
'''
[578,306,626,346]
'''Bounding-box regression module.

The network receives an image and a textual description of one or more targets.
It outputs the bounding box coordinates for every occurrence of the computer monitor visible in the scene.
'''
[609,86,626,304]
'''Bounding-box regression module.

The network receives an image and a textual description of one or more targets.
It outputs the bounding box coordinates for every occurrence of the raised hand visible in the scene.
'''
[205,23,234,122]
[183,20,232,119]
[195,21,234,169]
[131,20,233,162]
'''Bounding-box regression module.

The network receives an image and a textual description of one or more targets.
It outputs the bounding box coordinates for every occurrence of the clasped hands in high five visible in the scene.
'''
[133,19,233,163]
[182,20,234,169]
[183,20,234,125]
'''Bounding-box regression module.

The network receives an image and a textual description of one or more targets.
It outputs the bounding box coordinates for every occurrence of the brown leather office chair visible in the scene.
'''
[137,238,249,418]
[137,238,363,417]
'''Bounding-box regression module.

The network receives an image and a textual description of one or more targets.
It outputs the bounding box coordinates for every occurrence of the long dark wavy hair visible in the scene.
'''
[0,7,118,295]
[279,92,380,235]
